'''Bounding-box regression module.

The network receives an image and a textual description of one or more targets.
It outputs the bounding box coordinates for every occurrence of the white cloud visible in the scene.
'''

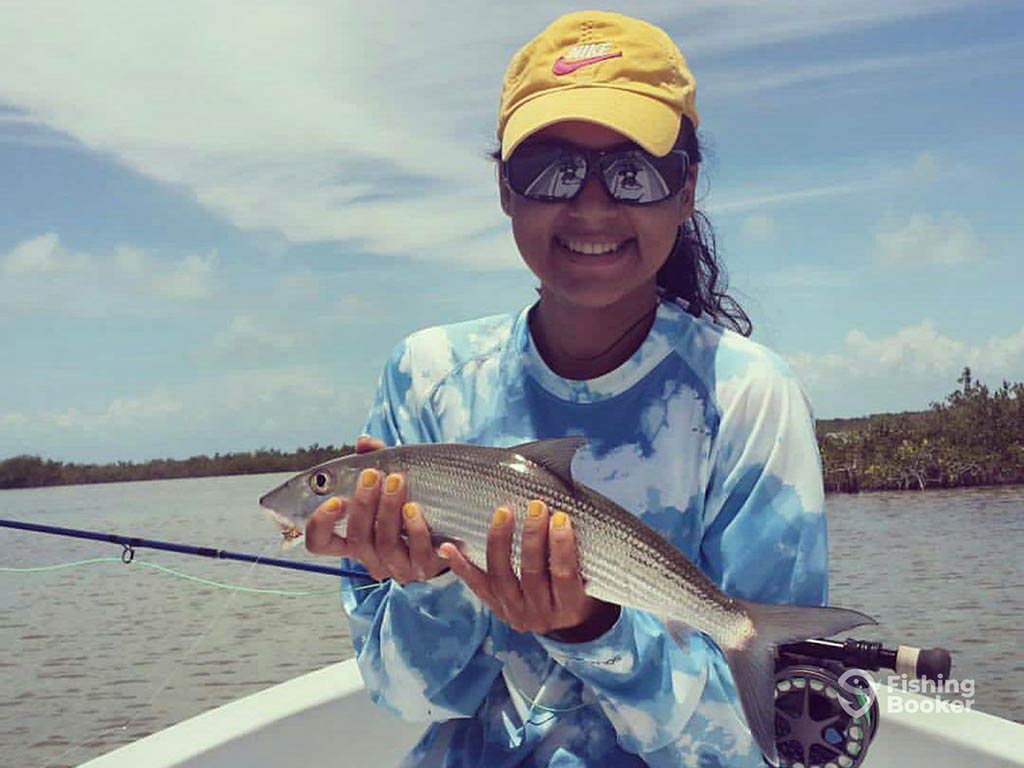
[21,391,185,434]
[788,322,1024,387]
[700,39,1020,97]
[208,314,299,363]
[0,1,986,264]
[747,266,858,290]
[3,233,79,274]
[709,179,883,215]
[0,233,216,314]
[658,0,985,57]
[875,212,984,266]
[0,366,370,460]
[152,252,216,301]
[739,214,777,244]
[911,151,939,183]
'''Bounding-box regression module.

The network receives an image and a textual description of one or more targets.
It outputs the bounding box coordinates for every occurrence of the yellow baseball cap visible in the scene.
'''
[498,11,699,161]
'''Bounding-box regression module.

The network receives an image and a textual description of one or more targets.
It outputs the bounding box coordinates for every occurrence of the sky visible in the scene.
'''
[0,0,1021,463]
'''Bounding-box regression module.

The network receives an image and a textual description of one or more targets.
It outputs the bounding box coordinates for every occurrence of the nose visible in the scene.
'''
[568,171,618,219]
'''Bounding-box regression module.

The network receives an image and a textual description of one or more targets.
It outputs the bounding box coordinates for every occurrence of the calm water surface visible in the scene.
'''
[1,477,1021,767]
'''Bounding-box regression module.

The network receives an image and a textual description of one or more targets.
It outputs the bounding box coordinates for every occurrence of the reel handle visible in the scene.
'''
[778,638,952,682]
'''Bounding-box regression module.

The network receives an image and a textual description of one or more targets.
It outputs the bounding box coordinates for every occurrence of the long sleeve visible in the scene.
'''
[537,357,827,762]
[339,339,503,721]
[699,359,828,606]
[534,609,709,756]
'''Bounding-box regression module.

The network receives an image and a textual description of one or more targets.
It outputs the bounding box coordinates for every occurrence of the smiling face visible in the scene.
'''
[500,121,697,312]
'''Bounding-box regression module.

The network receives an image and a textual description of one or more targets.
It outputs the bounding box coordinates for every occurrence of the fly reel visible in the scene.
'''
[772,664,878,768]
[769,637,951,768]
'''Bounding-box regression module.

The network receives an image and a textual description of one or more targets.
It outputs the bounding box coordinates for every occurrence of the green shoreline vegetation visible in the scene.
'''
[2,370,1021,493]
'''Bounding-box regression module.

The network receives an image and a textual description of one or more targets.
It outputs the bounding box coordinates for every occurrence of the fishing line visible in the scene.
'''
[504,663,596,722]
[1,556,348,597]
[40,539,277,768]
[1,520,384,766]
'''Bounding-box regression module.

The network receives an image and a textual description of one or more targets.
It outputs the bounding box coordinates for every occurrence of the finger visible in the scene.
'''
[355,434,386,454]
[375,472,414,583]
[347,468,390,580]
[402,503,448,580]
[520,500,554,622]
[304,497,350,557]
[548,511,587,619]
[440,543,503,618]
[486,507,525,624]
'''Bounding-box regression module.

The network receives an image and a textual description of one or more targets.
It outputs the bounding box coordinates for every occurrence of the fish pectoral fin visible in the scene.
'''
[512,437,588,485]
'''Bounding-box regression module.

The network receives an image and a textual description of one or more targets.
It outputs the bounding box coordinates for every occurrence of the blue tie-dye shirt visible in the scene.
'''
[341,299,828,767]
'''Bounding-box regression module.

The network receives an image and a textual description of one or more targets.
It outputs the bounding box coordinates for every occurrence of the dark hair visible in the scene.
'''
[662,119,752,336]
[491,118,752,337]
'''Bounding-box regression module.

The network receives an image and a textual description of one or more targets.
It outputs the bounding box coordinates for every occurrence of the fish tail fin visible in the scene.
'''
[721,600,875,767]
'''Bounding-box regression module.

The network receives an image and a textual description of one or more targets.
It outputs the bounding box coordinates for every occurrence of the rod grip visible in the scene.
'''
[896,645,951,681]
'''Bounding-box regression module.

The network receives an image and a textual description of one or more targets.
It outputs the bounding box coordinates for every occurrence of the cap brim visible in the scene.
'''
[501,86,681,160]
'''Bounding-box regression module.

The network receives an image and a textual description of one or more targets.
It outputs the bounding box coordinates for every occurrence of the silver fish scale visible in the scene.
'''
[374,444,746,642]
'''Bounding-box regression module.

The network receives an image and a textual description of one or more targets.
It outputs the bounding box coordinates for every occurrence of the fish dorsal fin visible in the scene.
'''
[512,437,587,485]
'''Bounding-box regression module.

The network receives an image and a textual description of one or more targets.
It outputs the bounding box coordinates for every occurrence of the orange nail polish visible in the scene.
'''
[402,502,418,520]
[493,507,509,526]
[527,500,545,518]
[384,474,401,494]
[551,511,569,529]
[360,469,378,488]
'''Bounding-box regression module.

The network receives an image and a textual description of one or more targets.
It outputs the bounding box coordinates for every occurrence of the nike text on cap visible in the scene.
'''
[498,11,699,161]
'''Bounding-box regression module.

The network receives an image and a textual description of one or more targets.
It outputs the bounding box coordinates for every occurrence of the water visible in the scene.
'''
[1,477,1021,767]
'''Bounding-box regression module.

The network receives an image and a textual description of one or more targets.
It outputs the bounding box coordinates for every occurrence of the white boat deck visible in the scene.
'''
[79,658,1023,767]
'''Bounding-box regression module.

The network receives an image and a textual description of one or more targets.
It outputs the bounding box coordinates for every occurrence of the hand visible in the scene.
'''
[440,500,620,642]
[304,435,450,584]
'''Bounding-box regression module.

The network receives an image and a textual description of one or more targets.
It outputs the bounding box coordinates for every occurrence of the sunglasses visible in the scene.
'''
[503,141,690,205]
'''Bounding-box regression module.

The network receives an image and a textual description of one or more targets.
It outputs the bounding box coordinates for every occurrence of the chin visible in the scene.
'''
[541,280,650,311]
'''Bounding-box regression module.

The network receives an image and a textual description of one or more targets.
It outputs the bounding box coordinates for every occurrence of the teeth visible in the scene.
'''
[560,238,627,255]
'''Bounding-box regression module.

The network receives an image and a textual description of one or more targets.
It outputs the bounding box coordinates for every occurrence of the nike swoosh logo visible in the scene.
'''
[552,51,622,76]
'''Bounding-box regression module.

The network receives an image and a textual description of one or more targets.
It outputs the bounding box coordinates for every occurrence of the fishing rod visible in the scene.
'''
[0,518,953,666]
[3,517,955,767]
[0,518,367,579]
[0,519,952,672]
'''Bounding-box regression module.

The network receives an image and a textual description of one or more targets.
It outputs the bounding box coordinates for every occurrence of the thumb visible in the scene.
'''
[305,497,350,556]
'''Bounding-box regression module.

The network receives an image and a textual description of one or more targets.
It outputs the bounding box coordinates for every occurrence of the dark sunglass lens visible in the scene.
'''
[507,146,586,200]
[601,151,687,204]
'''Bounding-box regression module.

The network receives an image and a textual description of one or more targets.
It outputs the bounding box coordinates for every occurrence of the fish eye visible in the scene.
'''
[308,470,333,495]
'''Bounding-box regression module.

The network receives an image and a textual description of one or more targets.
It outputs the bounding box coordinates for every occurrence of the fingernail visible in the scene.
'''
[551,511,569,529]
[527,500,545,519]
[402,502,418,520]
[437,544,452,560]
[384,474,401,494]
[358,433,370,441]
[324,497,343,513]
[493,507,509,526]
[360,469,378,488]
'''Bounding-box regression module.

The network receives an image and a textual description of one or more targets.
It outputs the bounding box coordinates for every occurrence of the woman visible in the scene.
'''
[306,11,827,767]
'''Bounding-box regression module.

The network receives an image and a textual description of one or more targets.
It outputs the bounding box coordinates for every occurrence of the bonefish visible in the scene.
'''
[259,437,874,765]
